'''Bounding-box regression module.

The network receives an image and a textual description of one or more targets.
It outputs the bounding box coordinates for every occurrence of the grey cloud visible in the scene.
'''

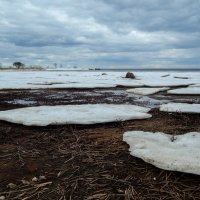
[0,0,199,68]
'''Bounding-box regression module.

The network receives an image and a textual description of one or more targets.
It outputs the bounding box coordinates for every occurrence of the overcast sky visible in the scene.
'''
[0,0,200,69]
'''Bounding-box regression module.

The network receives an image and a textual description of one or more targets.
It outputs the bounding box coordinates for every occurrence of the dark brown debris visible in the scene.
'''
[0,89,200,199]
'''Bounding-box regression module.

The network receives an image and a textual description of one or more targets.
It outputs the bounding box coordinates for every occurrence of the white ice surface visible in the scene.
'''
[127,87,169,95]
[168,87,200,95]
[135,72,200,87]
[0,71,200,89]
[0,104,151,126]
[160,103,200,113]
[190,84,200,87]
[123,131,200,175]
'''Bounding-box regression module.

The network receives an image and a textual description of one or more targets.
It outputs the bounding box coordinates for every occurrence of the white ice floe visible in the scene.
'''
[160,103,200,113]
[0,104,151,126]
[127,87,169,95]
[168,87,200,95]
[190,84,200,87]
[123,131,200,175]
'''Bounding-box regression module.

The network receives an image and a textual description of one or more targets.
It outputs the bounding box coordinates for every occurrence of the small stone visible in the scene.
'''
[39,175,46,180]
[125,72,135,79]
[153,177,157,181]
[32,177,38,182]
[22,180,30,185]
[117,189,124,193]
[0,196,6,200]
[57,171,62,177]
[7,183,16,189]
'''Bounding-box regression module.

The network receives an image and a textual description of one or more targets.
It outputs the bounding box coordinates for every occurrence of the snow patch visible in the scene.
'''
[0,104,151,126]
[168,87,200,95]
[127,87,169,95]
[160,103,200,113]
[123,131,200,175]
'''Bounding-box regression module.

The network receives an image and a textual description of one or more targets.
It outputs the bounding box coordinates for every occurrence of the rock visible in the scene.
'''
[125,72,135,79]
[7,183,16,189]
[102,73,107,75]
[0,196,6,200]
[22,180,30,185]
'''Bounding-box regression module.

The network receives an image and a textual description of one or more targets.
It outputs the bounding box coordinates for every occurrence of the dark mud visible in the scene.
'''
[0,89,200,200]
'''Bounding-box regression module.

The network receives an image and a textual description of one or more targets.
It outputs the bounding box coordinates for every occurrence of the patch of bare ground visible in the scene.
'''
[0,108,200,199]
[0,89,138,111]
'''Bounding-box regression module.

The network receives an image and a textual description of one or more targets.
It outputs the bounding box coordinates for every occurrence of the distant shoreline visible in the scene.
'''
[1,68,200,72]
[94,68,200,72]
[47,68,200,72]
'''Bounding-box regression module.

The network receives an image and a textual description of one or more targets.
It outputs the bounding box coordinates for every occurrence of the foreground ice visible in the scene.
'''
[0,104,151,126]
[160,103,200,113]
[123,131,200,175]
[127,87,169,95]
[168,87,200,95]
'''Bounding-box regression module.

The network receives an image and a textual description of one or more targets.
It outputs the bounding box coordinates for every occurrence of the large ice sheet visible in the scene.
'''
[127,87,169,95]
[0,71,200,90]
[0,104,151,126]
[160,103,200,113]
[168,87,200,95]
[123,131,200,175]
[0,71,143,89]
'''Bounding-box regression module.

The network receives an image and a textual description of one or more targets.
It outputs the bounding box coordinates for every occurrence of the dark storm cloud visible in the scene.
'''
[0,0,199,68]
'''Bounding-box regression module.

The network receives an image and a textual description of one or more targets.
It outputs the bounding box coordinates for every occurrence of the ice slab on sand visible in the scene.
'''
[123,131,200,175]
[0,104,151,126]
[160,103,200,113]
[168,87,200,95]
[127,87,169,95]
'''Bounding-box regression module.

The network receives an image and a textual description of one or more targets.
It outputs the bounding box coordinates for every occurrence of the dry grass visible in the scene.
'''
[0,89,200,199]
[0,109,200,199]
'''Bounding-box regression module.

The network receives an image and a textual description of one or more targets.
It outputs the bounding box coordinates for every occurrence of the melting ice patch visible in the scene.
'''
[127,87,169,95]
[123,131,200,175]
[0,104,151,126]
[98,89,170,108]
[6,99,37,105]
[160,103,200,113]
[168,87,200,95]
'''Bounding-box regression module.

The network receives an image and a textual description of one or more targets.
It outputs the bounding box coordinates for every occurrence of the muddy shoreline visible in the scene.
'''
[0,89,200,199]
[1,88,200,111]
